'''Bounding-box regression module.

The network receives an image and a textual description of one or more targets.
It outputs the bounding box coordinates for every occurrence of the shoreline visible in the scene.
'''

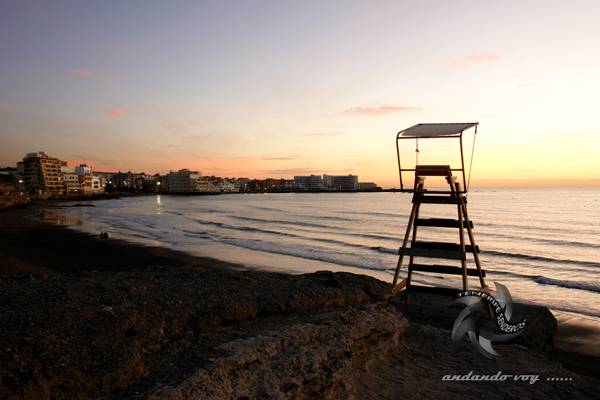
[0,206,242,276]
[1,205,599,398]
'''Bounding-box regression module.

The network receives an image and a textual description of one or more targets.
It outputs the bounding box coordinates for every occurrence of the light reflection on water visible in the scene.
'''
[41,209,84,226]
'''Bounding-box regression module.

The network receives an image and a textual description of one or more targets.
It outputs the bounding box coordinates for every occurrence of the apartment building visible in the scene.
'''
[196,176,217,192]
[72,164,104,194]
[61,165,82,195]
[16,152,65,197]
[322,174,359,191]
[74,164,92,176]
[293,175,323,190]
[163,169,201,193]
[234,178,250,192]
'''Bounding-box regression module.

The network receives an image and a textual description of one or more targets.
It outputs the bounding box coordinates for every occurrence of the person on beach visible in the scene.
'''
[99,231,109,243]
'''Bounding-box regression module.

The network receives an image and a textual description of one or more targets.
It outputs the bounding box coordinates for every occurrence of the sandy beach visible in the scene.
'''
[1,206,599,399]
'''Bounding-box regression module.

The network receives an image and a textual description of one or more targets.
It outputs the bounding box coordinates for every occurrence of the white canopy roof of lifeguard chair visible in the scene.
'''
[398,122,478,138]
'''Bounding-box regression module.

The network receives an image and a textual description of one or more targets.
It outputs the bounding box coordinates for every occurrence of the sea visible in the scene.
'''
[41,190,600,322]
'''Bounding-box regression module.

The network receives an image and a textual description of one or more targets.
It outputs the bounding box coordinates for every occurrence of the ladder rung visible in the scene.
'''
[419,190,457,195]
[399,247,464,260]
[415,218,473,228]
[415,165,452,176]
[406,285,462,296]
[410,263,486,277]
[413,195,466,204]
[412,241,479,253]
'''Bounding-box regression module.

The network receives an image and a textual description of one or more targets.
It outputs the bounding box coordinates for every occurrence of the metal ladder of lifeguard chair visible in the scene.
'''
[391,165,488,296]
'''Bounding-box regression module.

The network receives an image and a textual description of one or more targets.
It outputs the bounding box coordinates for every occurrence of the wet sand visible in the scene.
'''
[554,312,600,376]
[0,205,235,275]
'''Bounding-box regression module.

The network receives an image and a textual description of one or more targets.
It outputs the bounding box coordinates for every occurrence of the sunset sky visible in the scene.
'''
[1,1,599,188]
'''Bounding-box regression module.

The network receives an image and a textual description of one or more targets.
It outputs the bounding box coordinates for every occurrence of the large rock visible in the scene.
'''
[393,291,557,353]
[149,303,407,399]
[0,268,393,399]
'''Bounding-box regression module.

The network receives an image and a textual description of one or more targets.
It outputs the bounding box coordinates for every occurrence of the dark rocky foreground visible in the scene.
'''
[1,265,599,399]
[0,266,391,399]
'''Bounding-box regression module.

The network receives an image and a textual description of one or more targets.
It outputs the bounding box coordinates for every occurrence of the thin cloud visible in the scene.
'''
[70,68,94,77]
[262,168,320,175]
[302,131,342,138]
[104,107,128,117]
[259,156,298,161]
[458,53,504,64]
[340,105,422,117]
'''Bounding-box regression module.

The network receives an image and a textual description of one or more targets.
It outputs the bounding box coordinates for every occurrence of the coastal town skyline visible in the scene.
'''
[1,150,379,186]
[2,1,600,188]
[1,151,379,200]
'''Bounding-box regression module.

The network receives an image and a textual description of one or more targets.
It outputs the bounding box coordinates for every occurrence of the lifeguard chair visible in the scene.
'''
[391,123,489,296]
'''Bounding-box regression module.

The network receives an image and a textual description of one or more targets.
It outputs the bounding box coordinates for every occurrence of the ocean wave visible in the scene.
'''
[234,215,404,241]
[248,205,287,212]
[475,230,600,250]
[483,269,539,280]
[206,233,393,273]
[297,214,356,222]
[165,210,184,216]
[368,245,600,274]
[193,220,324,239]
[371,246,398,255]
[445,213,600,237]
[190,221,400,255]
[367,247,596,274]
[231,215,338,230]
[349,232,399,242]
[182,229,211,239]
[94,213,600,273]
[229,212,600,252]
[484,250,600,268]
[279,224,400,243]
[344,210,409,218]
[482,269,600,295]
[248,213,399,239]
[534,276,600,294]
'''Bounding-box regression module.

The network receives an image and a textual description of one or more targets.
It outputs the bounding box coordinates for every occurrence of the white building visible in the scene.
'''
[217,179,236,192]
[74,164,104,194]
[61,165,81,195]
[75,164,92,176]
[91,176,101,192]
[195,177,236,192]
[196,177,217,192]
